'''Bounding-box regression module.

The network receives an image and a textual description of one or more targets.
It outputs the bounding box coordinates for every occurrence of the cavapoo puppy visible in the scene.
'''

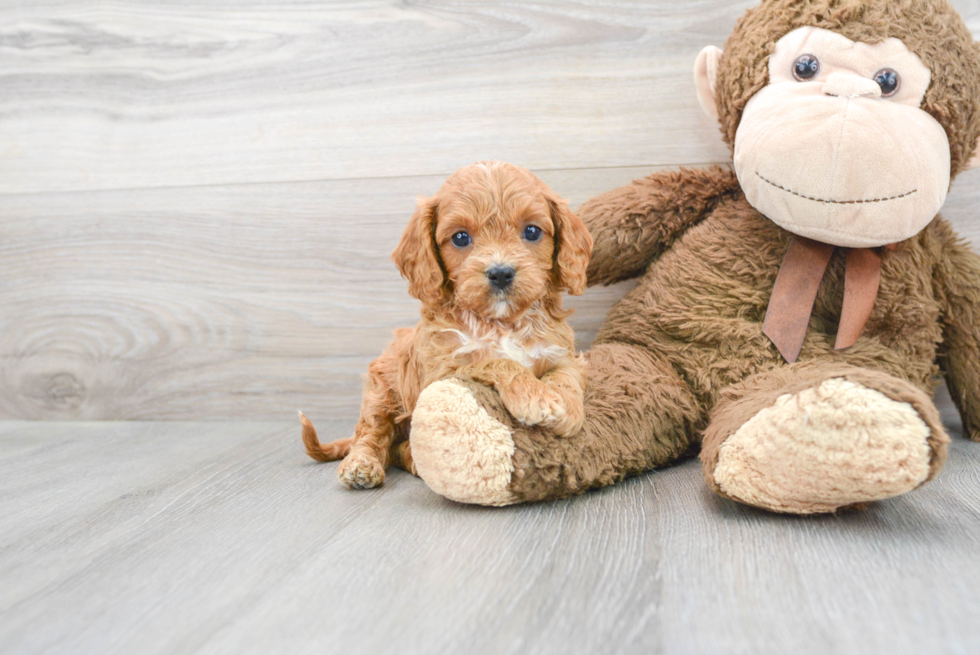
[300,161,593,489]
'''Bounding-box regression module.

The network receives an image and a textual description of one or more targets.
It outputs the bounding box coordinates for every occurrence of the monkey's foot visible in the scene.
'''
[709,378,938,514]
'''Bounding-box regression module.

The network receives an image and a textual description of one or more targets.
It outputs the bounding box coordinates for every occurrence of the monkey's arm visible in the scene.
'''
[934,228,980,441]
[582,166,739,286]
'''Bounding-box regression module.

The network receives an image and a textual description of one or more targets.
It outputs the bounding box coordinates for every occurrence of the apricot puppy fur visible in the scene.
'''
[300,161,593,489]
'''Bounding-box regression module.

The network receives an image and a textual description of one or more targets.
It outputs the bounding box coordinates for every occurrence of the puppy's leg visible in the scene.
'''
[458,359,561,430]
[499,360,585,437]
[337,357,402,490]
[339,424,389,489]
[299,412,353,461]
[389,440,418,476]
[460,357,586,437]
[538,357,587,437]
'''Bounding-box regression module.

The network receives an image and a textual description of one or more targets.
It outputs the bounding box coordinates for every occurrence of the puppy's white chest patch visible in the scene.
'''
[445,329,567,368]
[495,335,565,368]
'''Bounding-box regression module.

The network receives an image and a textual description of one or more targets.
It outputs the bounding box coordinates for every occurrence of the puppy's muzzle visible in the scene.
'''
[486,265,516,292]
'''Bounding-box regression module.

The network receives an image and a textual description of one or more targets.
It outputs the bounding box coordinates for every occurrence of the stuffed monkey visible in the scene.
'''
[407,0,980,514]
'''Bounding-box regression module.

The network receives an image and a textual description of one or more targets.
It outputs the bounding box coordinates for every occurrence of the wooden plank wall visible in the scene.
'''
[2,1,979,420]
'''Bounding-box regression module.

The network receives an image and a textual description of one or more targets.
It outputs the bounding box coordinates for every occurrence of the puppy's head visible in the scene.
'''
[392,161,592,321]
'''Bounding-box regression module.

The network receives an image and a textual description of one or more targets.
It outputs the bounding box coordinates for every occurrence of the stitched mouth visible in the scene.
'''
[756,173,917,205]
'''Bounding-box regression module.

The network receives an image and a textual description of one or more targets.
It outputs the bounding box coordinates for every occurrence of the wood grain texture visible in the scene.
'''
[2,0,979,420]
[0,397,977,655]
[0,0,755,194]
[1,0,976,194]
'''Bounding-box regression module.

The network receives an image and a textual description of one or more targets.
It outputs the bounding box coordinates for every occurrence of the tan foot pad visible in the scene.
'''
[714,378,932,514]
[410,379,518,506]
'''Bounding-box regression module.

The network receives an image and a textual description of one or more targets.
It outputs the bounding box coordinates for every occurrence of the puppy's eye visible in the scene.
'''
[523,225,542,242]
[451,231,471,248]
[873,68,900,97]
[792,54,820,81]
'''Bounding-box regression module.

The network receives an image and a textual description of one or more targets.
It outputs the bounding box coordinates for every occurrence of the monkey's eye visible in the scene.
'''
[451,231,472,248]
[874,68,901,97]
[523,225,542,242]
[792,54,820,81]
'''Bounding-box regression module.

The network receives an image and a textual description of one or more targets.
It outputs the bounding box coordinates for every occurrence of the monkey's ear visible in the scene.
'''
[694,46,723,121]
[966,134,980,170]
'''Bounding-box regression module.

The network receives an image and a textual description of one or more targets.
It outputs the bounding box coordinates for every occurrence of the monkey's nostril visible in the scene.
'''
[486,265,516,291]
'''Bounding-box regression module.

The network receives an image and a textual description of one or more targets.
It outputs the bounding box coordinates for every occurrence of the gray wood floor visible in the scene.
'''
[2,390,979,655]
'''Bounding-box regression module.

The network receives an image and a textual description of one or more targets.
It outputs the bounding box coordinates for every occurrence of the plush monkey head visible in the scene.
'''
[695,0,980,248]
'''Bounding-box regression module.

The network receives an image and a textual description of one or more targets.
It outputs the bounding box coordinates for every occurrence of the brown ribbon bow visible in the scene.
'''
[763,236,894,363]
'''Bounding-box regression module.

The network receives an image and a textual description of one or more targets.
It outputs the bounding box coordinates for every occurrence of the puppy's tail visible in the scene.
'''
[299,411,352,462]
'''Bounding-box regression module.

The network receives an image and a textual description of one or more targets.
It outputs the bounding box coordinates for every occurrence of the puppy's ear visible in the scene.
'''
[392,196,445,307]
[549,195,593,296]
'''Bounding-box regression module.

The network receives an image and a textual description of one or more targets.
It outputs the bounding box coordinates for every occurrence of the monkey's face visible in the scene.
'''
[730,27,951,248]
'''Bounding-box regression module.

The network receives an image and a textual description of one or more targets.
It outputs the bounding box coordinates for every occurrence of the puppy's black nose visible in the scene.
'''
[486,265,516,291]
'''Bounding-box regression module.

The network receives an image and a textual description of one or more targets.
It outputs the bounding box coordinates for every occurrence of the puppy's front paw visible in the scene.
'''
[549,404,584,438]
[337,453,386,489]
[502,385,567,428]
